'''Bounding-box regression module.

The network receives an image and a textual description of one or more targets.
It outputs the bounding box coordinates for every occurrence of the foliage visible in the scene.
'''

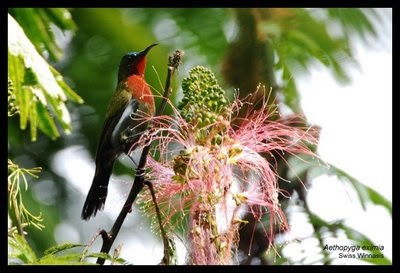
[7,8,85,265]
[9,8,77,62]
[7,161,103,265]
[8,160,44,232]
[258,8,379,113]
[8,11,83,141]
[8,231,127,265]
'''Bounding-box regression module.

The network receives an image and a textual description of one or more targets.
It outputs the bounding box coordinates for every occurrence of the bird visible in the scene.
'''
[81,43,157,220]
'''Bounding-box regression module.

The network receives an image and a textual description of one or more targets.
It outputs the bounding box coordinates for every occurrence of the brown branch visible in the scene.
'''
[96,49,183,265]
[144,180,171,265]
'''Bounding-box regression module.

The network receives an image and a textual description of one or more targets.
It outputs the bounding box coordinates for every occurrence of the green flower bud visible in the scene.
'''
[179,66,228,127]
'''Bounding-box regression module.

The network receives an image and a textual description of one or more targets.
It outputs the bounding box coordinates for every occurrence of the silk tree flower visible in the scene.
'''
[139,66,319,265]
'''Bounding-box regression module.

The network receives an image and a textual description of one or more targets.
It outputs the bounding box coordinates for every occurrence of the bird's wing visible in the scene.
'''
[94,87,131,159]
[95,99,140,161]
[94,109,124,162]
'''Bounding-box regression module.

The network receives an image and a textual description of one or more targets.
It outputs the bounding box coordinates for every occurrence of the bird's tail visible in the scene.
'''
[81,165,113,220]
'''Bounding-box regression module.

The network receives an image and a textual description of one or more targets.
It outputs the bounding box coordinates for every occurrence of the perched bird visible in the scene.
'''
[82,44,157,220]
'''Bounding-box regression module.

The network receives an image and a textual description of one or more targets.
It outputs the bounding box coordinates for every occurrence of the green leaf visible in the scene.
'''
[84,252,129,265]
[43,8,77,32]
[8,53,27,126]
[50,66,84,104]
[9,8,75,61]
[327,8,378,43]
[44,242,85,255]
[37,254,91,265]
[280,63,302,113]
[287,29,321,57]
[36,99,60,140]
[8,233,37,264]
[8,53,24,96]
[18,80,33,131]
[85,252,112,261]
[29,94,38,141]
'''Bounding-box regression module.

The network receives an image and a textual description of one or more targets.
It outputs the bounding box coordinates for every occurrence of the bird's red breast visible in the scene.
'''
[126,75,155,109]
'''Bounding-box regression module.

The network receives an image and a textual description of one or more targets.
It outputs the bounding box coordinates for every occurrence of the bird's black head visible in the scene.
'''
[118,43,157,83]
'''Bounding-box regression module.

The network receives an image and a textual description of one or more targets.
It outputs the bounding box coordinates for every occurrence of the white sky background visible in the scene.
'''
[51,8,392,265]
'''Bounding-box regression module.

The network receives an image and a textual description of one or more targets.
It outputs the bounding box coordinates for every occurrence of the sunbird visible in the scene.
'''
[82,44,157,220]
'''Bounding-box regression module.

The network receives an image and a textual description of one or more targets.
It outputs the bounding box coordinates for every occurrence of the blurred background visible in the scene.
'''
[8,8,392,265]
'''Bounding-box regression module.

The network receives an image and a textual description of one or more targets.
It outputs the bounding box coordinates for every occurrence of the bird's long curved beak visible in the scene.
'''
[140,43,158,56]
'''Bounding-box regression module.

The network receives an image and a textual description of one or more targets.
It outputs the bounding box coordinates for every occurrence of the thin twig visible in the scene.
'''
[96,49,183,265]
[144,180,170,264]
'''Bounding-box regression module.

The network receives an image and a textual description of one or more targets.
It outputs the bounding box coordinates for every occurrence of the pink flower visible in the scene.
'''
[140,88,319,264]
